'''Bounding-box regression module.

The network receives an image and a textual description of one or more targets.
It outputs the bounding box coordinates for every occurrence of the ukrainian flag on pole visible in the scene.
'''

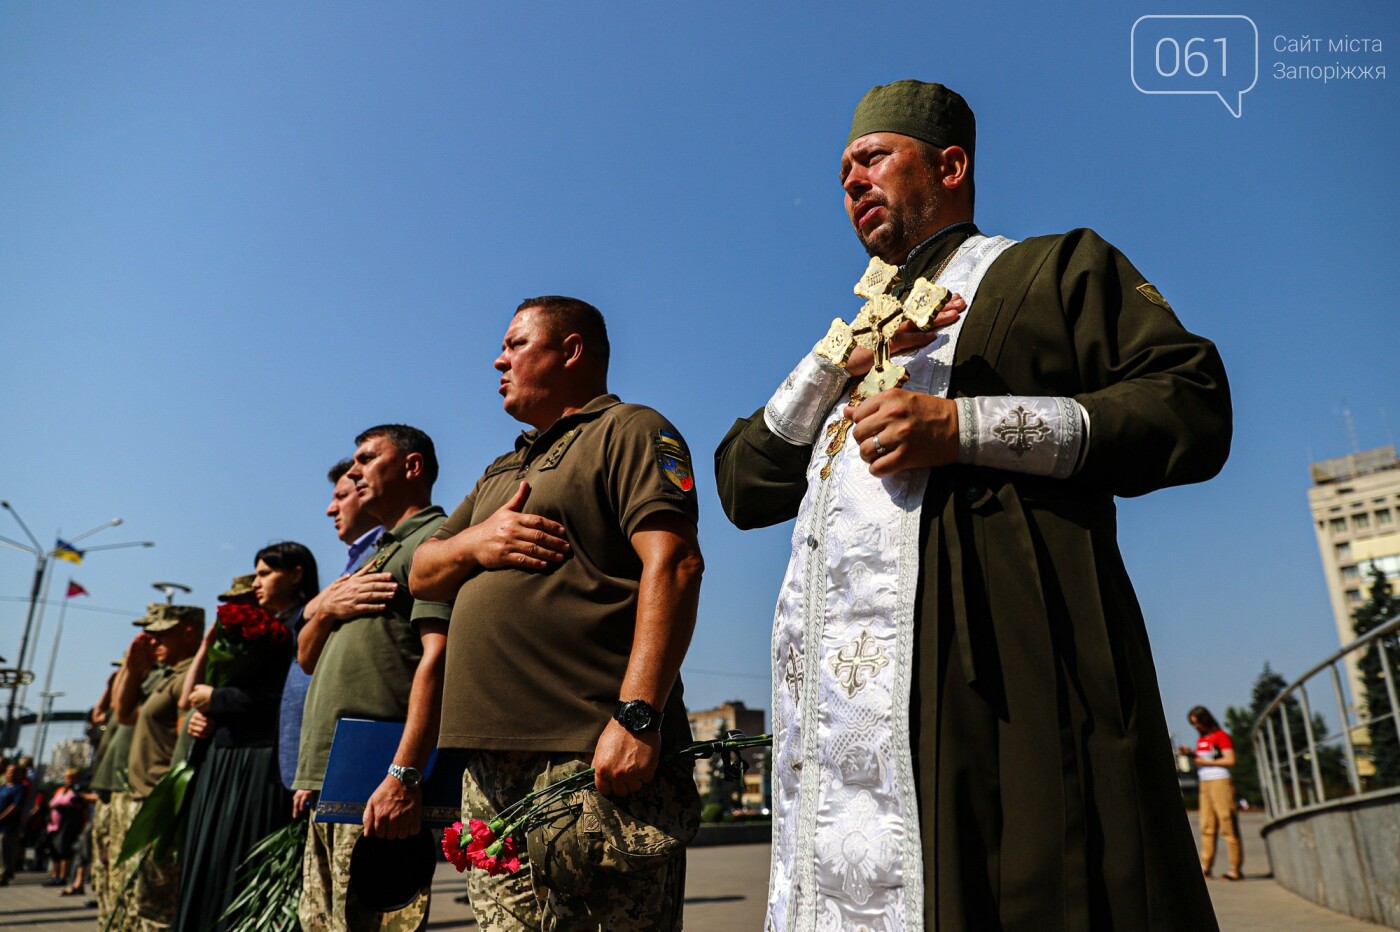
[53,539,84,564]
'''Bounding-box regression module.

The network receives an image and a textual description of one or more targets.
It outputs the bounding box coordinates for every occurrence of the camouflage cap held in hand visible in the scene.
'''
[848,79,976,161]
[144,603,205,633]
[218,574,256,602]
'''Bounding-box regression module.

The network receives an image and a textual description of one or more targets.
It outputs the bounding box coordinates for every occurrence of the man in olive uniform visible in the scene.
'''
[716,81,1231,931]
[92,608,166,924]
[87,660,126,917]
[411,296,704,931]
[294,424,450,932]
[112,603,203,930]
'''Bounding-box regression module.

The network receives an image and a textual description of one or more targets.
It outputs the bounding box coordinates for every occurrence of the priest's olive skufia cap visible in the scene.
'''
[847,79,976,161]
[218,574,256,602]
[143,604,205,633]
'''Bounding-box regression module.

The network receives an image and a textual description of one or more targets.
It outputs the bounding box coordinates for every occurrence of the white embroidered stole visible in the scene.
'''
[768,235,1017,932]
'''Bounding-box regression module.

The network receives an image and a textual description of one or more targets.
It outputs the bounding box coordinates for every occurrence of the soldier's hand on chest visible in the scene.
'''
[466,481,572,572]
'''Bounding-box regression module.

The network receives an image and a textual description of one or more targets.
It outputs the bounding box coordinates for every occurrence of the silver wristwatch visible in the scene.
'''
[387,763,423,788]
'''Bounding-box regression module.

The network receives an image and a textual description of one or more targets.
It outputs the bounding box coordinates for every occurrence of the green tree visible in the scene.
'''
[1353,563,1400,787]
[1223,662,1347,807]
[1222,704,1263,806]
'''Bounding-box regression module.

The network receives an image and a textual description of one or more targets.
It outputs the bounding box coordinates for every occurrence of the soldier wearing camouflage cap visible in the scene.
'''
[110,604,204,929]
[219,573,256,602]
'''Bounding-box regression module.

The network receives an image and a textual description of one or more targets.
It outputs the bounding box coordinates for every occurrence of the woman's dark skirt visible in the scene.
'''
[177,744,291,932]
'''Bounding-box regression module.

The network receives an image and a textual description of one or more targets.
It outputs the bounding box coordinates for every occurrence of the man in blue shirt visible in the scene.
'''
[278,458,386,801]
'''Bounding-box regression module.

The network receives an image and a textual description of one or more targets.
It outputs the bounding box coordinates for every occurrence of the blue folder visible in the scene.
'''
[315,718,467,827]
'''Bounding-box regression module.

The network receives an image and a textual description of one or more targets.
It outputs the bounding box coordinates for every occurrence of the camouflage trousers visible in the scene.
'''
[105,793,180,931]
[90,797,115,920]
[460,750,700,932]
[298,818,430,931]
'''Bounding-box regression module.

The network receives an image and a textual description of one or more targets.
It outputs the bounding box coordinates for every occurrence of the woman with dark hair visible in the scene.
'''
[1180,705,1243,881]
[176,542,319,931]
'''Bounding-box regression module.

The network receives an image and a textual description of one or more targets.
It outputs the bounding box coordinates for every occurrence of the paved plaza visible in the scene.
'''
[0,811,1387,930]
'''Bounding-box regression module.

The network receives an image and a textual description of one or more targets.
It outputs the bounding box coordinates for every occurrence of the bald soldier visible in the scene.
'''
[716,80,1231,931]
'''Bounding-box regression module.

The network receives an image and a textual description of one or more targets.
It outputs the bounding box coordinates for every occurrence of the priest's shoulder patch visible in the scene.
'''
[654,428,695,493]
[1136,282,1180,323]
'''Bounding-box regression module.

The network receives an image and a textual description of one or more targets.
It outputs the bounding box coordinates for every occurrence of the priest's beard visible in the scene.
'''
[856,185,945,264]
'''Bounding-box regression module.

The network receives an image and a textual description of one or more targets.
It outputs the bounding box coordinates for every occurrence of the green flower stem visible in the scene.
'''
[464,733,775,855]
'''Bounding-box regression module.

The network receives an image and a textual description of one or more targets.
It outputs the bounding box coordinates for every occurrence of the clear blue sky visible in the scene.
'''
[2,1,1396,755]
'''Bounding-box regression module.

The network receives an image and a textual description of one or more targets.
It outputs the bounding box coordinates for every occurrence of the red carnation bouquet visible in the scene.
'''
[443,731,771,877]
[205,603,291,687]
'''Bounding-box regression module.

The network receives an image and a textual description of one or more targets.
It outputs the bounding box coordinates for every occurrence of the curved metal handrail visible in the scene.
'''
[1250,612,1400,821]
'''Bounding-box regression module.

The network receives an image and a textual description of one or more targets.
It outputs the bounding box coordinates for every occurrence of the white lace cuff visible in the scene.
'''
[764,353,849,446]
[956,396,1089,479]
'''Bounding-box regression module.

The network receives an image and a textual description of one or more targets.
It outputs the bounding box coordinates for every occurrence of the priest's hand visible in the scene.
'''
[846,293,966,378]
[592,720,660,797]
[847,390,960,477]
[364,775,421,839]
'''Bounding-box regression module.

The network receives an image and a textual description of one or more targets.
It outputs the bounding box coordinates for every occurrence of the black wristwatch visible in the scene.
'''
[614,699,664,734]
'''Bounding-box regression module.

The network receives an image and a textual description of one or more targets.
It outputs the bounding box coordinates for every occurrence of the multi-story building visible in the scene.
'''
[1308,444,1400,715]
[686,699,768,810]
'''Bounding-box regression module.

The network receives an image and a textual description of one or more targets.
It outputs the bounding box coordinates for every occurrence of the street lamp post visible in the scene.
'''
[0,501,154,752]
[33,690,64,770]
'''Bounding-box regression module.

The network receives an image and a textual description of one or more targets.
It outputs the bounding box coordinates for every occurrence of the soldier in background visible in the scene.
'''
[92,610,163,925]
[112,604,203,930]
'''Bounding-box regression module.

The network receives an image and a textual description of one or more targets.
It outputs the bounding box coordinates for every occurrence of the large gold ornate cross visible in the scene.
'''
[814,257,952,479]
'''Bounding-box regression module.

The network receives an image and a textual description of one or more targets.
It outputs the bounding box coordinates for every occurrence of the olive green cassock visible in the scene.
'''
[715,226,1231,931]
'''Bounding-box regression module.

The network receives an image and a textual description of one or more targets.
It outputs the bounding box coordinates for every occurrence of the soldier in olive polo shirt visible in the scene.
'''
[411,296,705,931]
[113,603,204,931]
[295,424,451,932]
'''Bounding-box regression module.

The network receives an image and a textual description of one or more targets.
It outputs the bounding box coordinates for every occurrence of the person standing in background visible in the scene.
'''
[0,763,25,885]
[178,546,319,931]
[113,604,204,930]
[1184,706,1243,881]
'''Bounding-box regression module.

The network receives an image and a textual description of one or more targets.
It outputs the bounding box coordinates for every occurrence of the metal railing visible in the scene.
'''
[1251,612,1400,820]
